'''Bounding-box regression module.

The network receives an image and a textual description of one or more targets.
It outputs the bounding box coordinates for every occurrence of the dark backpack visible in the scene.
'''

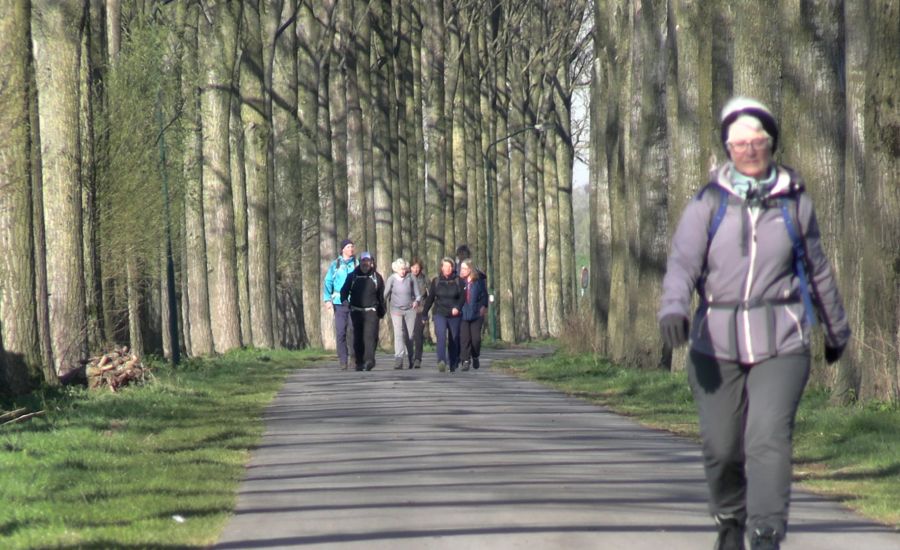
[700,183,816,327]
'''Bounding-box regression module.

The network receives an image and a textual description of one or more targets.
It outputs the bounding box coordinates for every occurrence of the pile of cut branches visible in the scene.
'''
[1,407,45,426]
[85,347,150,391]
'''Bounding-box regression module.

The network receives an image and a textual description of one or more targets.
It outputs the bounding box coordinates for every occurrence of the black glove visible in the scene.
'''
[824,344,844,364]
[659,314,689,349]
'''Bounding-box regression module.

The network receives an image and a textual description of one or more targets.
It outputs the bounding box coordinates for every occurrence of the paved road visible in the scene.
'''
[215,348,898,549]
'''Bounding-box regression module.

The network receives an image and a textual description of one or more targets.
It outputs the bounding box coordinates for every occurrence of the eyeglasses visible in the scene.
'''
[727,138,770,153]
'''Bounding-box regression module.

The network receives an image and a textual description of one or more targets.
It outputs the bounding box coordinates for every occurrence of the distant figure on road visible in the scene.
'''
[422,257,465,373]
[658,97,850,550]
[409,258,429,369]
[341,252,386,371]
[322,238,357,370]
[580,265,589,297]
[458,259,488,371]
[384,258,421,370]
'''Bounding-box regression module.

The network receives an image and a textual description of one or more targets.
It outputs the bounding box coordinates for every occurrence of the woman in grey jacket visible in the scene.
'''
[384,258,422,369]
[658,97,850,550]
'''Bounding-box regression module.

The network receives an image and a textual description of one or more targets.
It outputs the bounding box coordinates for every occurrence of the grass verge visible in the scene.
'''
[495,349,900,528]
[0,348,327,549]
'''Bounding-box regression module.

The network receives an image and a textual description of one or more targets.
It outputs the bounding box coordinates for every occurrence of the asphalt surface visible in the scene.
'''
[215,348,899,549]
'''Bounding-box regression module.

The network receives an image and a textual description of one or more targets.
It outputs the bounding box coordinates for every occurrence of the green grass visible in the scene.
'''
[0,348,328,549]
[495,350,900,528]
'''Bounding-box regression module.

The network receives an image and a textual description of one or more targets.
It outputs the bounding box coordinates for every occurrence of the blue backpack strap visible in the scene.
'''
[708,187,729,244]
[779,197,817,327]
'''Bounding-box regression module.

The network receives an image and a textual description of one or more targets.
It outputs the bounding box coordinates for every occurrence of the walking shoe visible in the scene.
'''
[394,358,404,370]
[413,359,421,369]
[437,361,447,372]
[749,527,780,550]
[472,357,480,370]
[461,360,471,371]
[714,518,746,550]
[355,364,365,371]
[365,363,375,371]
[340,362,349,370]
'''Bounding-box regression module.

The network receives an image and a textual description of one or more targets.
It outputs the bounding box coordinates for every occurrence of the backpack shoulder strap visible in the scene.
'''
[696,183,730,245]
[778,191,817,327]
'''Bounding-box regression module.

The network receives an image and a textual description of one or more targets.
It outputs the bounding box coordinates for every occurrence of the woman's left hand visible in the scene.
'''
[451,308,460,316]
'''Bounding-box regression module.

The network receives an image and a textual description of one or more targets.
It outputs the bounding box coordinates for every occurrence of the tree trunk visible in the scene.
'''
[298,0,321,347]
[180,1,213,356]
[447,2,464,249]
[241,0,274,348]
[316,0,337,350]
[81,0,104,354]
[199,0,243,353]
[604,0,631,363]
[555,63,577,332]
[422,0,447,268]
[0,0,41,392]
[372,0,393,268]
[630,0,670,369]
[508,33,530,342]
[732,0,781,109]
[590,0,611,355]
[32,0,88,377]
[343,0,367,248]
[861,0,900,401]
[395,0,413,261]
[329,2,348,241]
[410,5,426,261]
[835,0,866,403]
[125,256,143,358]
[270,0,305,348]
[230,57,253,347]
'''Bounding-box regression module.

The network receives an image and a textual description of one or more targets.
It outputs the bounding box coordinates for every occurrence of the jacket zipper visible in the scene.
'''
[741,208,760,363]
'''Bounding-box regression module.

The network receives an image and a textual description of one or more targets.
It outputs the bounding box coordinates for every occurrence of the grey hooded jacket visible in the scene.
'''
[659,163,850,364]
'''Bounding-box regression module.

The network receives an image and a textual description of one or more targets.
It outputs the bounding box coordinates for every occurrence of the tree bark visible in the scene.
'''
[861,0,900,401]
[316,0,337,350]
[298,0,321,347]
[241,0,274,348]
[199,0,243,353]
[180,1,213,356]
[343,0,367,248]
[32,0,88,376]
[0,0,41,392]
[422,0,447,268]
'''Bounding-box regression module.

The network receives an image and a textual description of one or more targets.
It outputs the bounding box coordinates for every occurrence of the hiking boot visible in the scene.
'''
[714,517,746,550]
[437,361,447,372]
[394,358,405,370]
[472,357,480,370]
[355,364,365,371]
[413,359,421,369]
[461,360,471,371]
[340,362,349,371]
[749,527,780,550]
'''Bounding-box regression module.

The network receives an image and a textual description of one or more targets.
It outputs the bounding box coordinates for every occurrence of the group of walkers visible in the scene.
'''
[322,242,488,374]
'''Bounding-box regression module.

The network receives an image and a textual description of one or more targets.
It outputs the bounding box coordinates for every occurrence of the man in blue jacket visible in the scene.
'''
[323,239,357,369]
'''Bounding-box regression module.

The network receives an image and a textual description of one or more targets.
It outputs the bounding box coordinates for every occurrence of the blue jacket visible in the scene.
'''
[461,277,488,321]
[323,256,357,304]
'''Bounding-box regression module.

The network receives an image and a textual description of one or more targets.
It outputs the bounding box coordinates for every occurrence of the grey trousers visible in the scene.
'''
[390,309,417,360]
[687,349,810,537]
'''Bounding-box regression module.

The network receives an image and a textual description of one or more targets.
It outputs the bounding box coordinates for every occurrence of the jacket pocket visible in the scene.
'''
[692,306,737,361]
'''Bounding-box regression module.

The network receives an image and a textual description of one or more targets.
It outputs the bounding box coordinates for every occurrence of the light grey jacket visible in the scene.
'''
[659,164,850,364]
[384,273,422,312]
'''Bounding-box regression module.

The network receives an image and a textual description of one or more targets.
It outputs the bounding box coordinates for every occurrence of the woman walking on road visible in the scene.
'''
[384,258,422,369]
[422,257,465,373]
[458,260,488,371]
[410,258,429,369]
[658,97,850,550]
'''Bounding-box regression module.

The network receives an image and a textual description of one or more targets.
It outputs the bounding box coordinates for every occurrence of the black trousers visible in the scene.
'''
[459,317,484,362]
[351,310,380,370]
[412,311,427,362]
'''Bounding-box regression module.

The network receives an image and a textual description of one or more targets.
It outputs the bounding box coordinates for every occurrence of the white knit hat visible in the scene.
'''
[720,97,779,157]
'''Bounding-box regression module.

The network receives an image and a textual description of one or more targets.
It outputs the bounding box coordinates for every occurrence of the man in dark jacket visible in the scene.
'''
[340,252,386,371]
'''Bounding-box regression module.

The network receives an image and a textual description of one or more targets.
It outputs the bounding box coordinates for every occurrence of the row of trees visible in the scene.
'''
[0,0,589,394]
[587,0,899,402]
